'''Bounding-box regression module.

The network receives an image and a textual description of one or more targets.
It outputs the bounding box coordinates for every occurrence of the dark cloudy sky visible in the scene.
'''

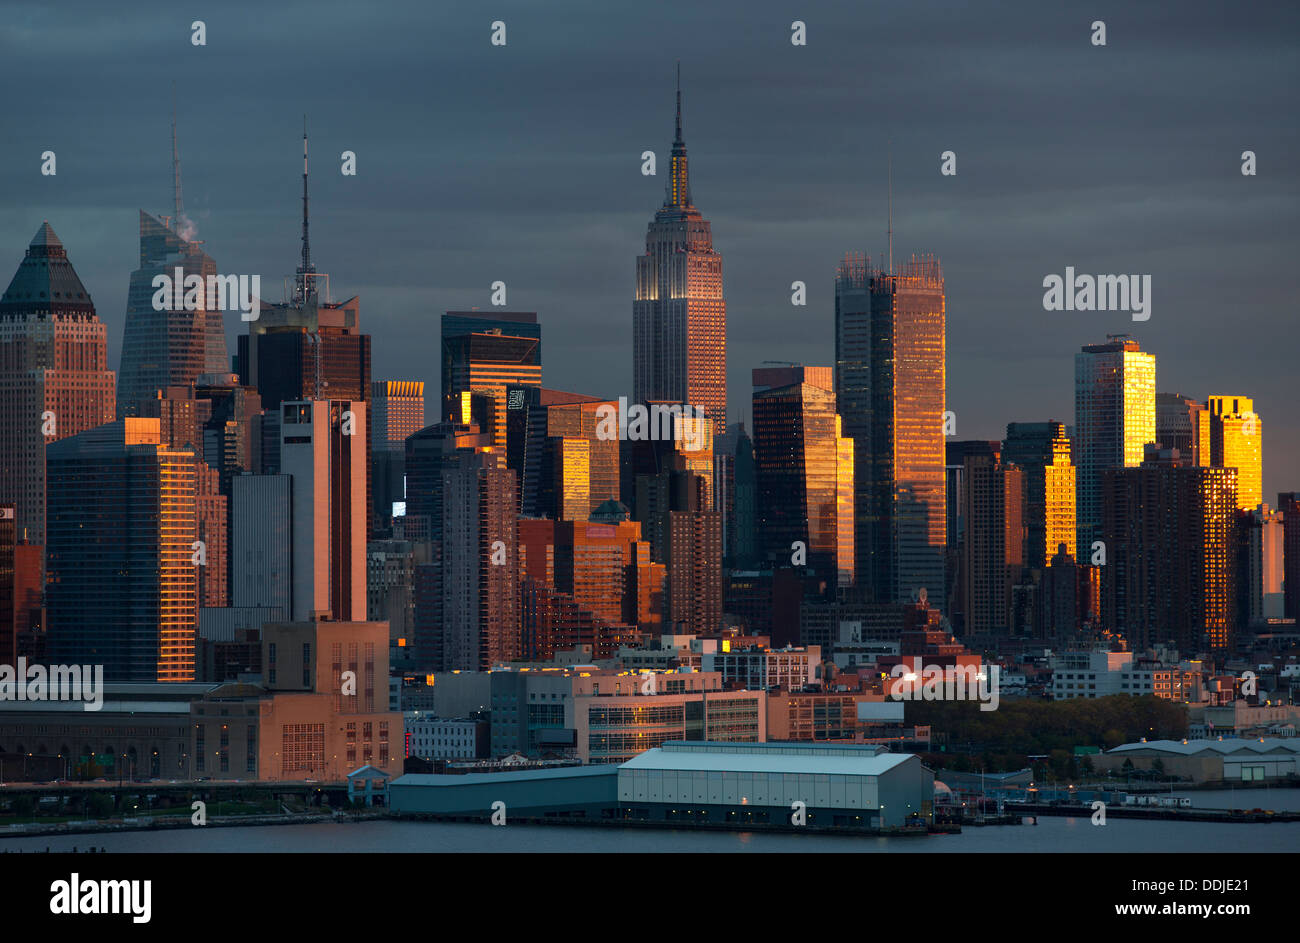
[3,0,1297,498]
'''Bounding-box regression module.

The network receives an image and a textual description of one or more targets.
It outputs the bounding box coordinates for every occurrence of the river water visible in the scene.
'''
[3,790,1298,854]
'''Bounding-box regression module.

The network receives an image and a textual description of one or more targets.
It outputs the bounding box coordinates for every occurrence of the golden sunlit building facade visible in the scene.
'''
[1074,337,1156,552]
[1206,395,1262,511]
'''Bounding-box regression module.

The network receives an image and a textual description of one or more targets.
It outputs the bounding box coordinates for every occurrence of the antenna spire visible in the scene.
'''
[666,62,691,208]
[887,144,893,277]
[298,115,315,302]
[675,60,683,143]
[171,82,184,225]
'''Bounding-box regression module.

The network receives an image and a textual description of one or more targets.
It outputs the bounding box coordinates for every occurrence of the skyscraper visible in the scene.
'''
[1074,336,1156,552]
[751,370,854,588]
[370,380,426,530]
[235,128,371,488]
[1207,395,1262,511]
[1102,454,1237,653]
[960,453,1024,637]
[441,311,542,452]
[117,212,228,417]
[1003,421,1076,570]
[371,380,426,452]
[0,223,116,548]
[1156,392,1209,464]
[46,418,196,682]
[834,253,946,606]
[280,400,368,622]
[633,71,727,431]
[406,421,519,671]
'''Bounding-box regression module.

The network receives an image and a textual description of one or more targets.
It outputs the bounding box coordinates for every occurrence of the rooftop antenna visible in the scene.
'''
[171,83,184,225]
[298,115,315,302]
[887,143,893,277]
[675,60,682,142]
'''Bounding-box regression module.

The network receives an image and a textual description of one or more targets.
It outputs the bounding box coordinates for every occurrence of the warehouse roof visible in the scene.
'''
[1108,738,1300,757]
[620,746,914,777]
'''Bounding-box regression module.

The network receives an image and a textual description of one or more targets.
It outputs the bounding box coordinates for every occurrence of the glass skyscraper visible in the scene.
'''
[751,370,854,588]
[1073,336,1156,552]
[834,254,946,606]
[117,210,228,417]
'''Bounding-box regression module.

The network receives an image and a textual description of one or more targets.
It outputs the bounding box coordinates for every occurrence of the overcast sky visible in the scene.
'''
[3,0,1297,498]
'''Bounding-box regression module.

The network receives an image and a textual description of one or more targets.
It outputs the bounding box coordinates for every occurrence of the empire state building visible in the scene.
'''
[634,70,727,432]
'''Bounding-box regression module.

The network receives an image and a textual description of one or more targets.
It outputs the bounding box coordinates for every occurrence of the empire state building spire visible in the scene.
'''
[667,62,691,209]
[635,63,727,434]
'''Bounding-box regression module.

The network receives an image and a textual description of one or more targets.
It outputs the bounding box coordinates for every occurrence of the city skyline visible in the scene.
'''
[3,1,1296,500]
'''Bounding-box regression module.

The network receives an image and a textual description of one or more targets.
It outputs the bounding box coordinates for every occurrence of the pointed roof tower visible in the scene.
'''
[0,222,96,318]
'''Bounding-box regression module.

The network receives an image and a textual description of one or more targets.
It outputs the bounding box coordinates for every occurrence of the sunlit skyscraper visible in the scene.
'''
[1074,336,1156,553]
[0,223,116,547]
[1207,395,1262,511]
[751,369,854,588]
[1003,421,1076,569]
[634,71,727,431]
[441,311,541,452]
[46,418,197,681]
[835,253,946,605]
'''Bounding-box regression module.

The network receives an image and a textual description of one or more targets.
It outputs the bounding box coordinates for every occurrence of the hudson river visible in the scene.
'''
[4,788,1297,853]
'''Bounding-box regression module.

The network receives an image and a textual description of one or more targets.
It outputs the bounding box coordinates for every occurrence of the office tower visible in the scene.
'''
[1156,392,1209,464]
[1236,504,1284,625]
[622,411,717,563]
[235,129,371,499]
[406,422,518,670]
[751,370,854,588]
[118,113,226,414]
[280,401,367,622]
[370,380,425,530]
[441,311,541,451]
[1207,395,1262,511]
[943,440,1000,633]
[1074,336,1156,552]
[194,373,263,492]
[507,389,621,521]
[195,463,228,609]
[1102,453,1237,652]
[117,213,227,417]
[633,71,727,431]
[137,385,203,453]
[960,454,1024,637]
[367,538,425,667]
[835,253,946,606]
[668,491,723,635]
[46,418,196,681]
[371,380,426,451]
[1041,543,1080,640]
[441,450,518,671]
[231,474,293,613]
[730,424,757,568]
[1278,492,1300,621]
[1003,422,1076,569]
[0,223,116,547]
